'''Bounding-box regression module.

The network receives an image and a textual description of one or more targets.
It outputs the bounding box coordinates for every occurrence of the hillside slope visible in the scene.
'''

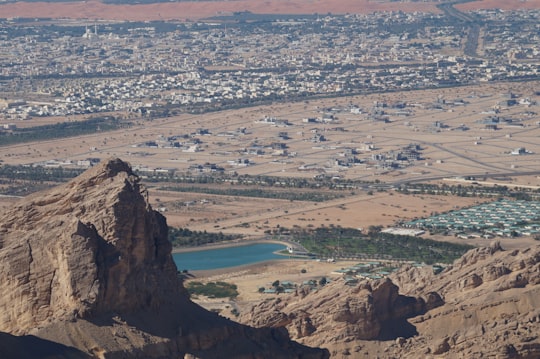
[240,242,540,358]
[0,158,328,359]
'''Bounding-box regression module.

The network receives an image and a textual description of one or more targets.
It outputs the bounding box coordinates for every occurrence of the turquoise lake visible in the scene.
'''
[172,242,287,271]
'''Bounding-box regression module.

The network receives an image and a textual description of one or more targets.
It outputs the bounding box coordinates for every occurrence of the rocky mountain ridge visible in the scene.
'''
[2,157,539,358]
[0,158,329,359]
[239,242,540,358]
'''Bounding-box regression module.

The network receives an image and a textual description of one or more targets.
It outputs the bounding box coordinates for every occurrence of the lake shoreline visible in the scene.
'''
[171,238,290,254]
[187,259,289,278]
[173,241,297,272]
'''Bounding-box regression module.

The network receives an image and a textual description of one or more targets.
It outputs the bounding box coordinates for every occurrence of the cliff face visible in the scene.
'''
[239,242,540,358]
[0,159,328,359]
[240,277,439,350]
[397,242,540,358]
[0,159,181,332]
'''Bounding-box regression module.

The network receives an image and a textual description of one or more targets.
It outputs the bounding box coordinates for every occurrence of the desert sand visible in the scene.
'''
[457,0,540,11]
[1,0,537,22]
[0,0,441,21]
[2,82,540,251]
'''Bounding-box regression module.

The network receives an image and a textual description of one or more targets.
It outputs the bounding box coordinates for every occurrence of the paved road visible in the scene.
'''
[438,0,480,58]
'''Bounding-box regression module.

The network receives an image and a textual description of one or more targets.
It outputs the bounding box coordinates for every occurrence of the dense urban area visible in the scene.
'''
[2,3,540,358]
[1,8,539,118]
[1,5,540,251]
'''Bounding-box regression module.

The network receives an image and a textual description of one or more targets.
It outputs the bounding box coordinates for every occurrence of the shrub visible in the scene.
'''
[186,281,239,299]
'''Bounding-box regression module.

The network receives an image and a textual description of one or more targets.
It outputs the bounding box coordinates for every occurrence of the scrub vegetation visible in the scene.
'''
[186,281,239,299]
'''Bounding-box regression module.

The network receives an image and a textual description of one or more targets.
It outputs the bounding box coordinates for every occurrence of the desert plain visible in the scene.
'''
[1,0,539,22]
[4,80,539,316]
[1,1,540,357]
[1,0,540,327]
[2,82,539,231]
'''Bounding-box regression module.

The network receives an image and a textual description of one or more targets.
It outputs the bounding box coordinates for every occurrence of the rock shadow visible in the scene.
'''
[377,318,418,340]
[0,332,90,359]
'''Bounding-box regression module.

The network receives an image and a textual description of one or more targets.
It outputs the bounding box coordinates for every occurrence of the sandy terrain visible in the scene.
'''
[186,257,360,316]
[0,0,442,21]
[158,189,488,235]
[2,82,540,240]
[457,0,540,11]
[1,0,538,23]
[3,82,539,179]
[1,0,537,22]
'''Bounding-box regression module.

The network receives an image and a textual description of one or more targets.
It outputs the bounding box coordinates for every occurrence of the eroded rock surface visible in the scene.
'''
[0,158,328,359]
[240,241,540,358]
[240,277,435,346]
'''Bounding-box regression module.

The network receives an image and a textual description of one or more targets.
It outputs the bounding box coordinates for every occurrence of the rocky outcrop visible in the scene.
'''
[483,264,511,281]
[0,158,328,359]
[240,241,540,358]
[459,273,483,289]
[240,277,437,347]
[0,159,182,333]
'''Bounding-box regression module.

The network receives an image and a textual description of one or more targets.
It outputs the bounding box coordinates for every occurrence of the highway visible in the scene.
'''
[438,0,481,58]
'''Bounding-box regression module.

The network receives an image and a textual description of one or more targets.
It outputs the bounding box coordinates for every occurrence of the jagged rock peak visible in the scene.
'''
[454,240,504,268]
[0,158,182,334]
[0,159,329,359]
[65,157,139,194]
[79,157,134,182]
